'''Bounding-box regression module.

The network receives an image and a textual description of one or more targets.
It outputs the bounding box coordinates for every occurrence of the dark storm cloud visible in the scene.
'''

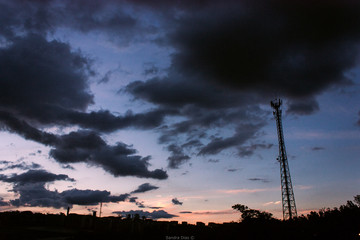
[126,74,268,160]
[126,77,253,110]
[0,169,131,208]
[112,210,178,219]
[171,198,183,205]
[124,1,360,165]
[198,123,265,156]
[0,0,149,45]
[62,108,177,132]
[0,0,52,38]
[2,0,358,176]
[0,33,174,132]
[169,0,360,98]
[10,184,130,208]
[286,98,320,115]
[10,183,68,208]
[0,8,171,179]
[166,144,190,169]
[131,183,159,194]
[0,34,94,115]
[59,0,137,33]
[154,105,267,162]
[49,131,168,179]
[61,189,129,206]
[0,170,74,185]
[0,112,167,179]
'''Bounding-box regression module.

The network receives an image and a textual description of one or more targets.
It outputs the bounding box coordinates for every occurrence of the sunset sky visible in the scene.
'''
[0,0,359,224]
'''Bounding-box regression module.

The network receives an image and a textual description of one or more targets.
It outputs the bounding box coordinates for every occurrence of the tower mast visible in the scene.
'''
[271,99,297,220]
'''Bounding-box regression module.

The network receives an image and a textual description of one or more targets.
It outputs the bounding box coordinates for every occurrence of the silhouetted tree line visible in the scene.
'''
[231,195,360,240]
[0,196,359,239]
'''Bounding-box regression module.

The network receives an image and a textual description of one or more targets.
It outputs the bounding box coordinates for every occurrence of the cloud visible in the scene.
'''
[0,197,9,206]
[166,144,190,169]
[238,143,273,157]
[60,189,129,206]
[143,62,159,76]
[311,147,325,151]
[286,98,320,115]
[191,209,235,215]
[295,185,313,190]
[1,0,359,178]
[0,34,94,116]
[9,184,130,208]
[0,32,174,133]
[221,188,278,194]
[179,211,192,214]
[135,201,146,208]
[131,183,159,194]
[0,169,74,209]
[0,31,170,179]
[0,169,75,185]
[168,0,360,98]
[10,183,68,209]
[123,0,360,165]
[126,77,268,163]
[0,0,150,45]
[0,112,167,179]
[126,77,251,110]
[0,169,131,208]
[49,131,168,179]
[263,201,281,206]
[208,159,219,163]
[248,178,270,183]
[148,206,162,209]
[227,169,239,172]
[57,108,177,133]
[0,160,41,172]
[171,198,183,205]
[112,210,178,219]
[198,123,265,156]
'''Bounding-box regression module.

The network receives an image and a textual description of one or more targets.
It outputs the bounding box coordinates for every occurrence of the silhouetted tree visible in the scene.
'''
[232,204,274,222]
[354,194,360,206]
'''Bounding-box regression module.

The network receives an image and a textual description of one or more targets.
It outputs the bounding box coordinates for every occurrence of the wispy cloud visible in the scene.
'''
[290,130,360,140]
[220,187,278,194]
[263,201,281,206]
[191,209,236,215]
[295,185,313,190]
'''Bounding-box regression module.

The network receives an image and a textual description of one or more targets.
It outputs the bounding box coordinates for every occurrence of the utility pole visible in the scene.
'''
[271,99,297,220]
[99,202,103,218]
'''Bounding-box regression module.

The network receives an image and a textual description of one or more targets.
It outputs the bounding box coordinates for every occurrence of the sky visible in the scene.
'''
[0,0,359,224]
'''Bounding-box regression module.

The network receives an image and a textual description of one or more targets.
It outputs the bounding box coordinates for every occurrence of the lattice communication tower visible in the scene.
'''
[271,99,297,220]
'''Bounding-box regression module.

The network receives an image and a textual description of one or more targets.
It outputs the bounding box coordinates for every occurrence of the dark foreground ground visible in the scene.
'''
[0,205,359,240]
